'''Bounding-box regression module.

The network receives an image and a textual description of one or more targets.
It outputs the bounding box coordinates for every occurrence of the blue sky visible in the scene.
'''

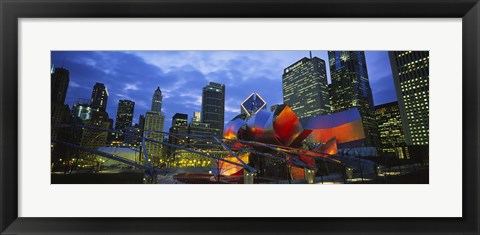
[51,51,396,131]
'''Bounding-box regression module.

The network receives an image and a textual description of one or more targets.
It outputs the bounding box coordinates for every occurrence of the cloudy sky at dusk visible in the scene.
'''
[51,50,396,131]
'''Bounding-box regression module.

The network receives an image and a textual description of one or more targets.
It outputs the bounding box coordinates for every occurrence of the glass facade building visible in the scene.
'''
[51,67,70,105]
[115,100,135,132]
[189,111,213,148]
[282,57,330,118]
[51,67,71,143]
[169,113,189,148]
[328,51,379,147]
[90,83,108,112]
[201,82,225,137]
[388,51,429,146]
[375,101,406,156]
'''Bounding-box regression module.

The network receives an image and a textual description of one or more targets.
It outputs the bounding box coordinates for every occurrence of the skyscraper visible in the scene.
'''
[90,83,109,112]
[388,51,429,146]
[144,111,165,164]
[115,100,135,132]
[282,56,329,118]
[189,111,213,148]
[240,93,267,117]
[328,51,379,147]
[151,86,163,113]
[51,67,71,143]
[138,114,145,136]
[51,67,70,105]
[144,87,165,165]
[201,82,225,136]
[375,101,406,157]
[189,122,211,137]
[169,113,189,150]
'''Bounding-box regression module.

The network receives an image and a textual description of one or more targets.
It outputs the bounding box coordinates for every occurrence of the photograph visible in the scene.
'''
[50,50,429,184]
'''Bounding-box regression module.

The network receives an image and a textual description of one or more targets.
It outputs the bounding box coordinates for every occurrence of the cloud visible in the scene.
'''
[225,105,240,114]
[69,81,81,88]
[136,100,149,109]
[124,83,140,91]
[178,93,202,107]
[116,93,134,101]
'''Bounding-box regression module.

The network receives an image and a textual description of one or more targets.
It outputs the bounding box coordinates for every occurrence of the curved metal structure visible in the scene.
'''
[222,104,371,180]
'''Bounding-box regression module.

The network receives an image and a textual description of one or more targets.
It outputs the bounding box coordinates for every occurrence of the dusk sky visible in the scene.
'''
[51,51,396,131]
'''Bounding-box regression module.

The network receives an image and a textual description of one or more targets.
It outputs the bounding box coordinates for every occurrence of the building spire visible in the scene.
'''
[309,51,312,59]
[151,86,163,113]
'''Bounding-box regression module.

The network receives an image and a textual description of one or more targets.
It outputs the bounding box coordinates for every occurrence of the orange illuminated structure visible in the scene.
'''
[302,108,365,145]
[221,104,365,179]
[224,105,364,147]
[212,152,250,176]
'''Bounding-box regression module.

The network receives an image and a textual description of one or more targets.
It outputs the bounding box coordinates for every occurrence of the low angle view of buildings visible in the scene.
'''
[50,50,429,184]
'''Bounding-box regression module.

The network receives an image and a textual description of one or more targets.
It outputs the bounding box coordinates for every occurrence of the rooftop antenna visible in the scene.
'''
[309,51,312,59]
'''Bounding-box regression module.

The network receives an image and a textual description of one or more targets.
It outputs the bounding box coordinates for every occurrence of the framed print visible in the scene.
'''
[1,0,479,234]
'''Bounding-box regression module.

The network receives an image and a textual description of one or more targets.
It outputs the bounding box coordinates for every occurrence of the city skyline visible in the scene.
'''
[51,51,396,131]
[50,50,429,184]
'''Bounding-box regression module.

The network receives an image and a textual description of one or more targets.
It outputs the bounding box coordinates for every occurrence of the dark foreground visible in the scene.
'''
[51,168,428,184]
[51,172,144,184]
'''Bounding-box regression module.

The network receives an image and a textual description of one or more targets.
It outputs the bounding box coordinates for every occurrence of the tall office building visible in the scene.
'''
[115,100,135,132]
[328,84,333,113]
[375,101,406,156]
[201,82,225,136]
[138,114,145,136]
[144,111,165,164]
[90,83,109,112]
[151,86,163,113]
[189,111,213,148]
[328,51,379,147]
[124,125,142,147]
[123,114,146,148]
[240,93,267,117]
[143,87,166,165]
[282,56,330,118]
[51,67,70,105]
[51,67,71,143]
[388,51,429,146]
[191,111,201,122]
[169,113,189,150]
[107,118,115,143]
[189,121,211,137]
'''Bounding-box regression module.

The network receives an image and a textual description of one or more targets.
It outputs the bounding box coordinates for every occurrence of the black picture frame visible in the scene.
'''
[1,0,479,234]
